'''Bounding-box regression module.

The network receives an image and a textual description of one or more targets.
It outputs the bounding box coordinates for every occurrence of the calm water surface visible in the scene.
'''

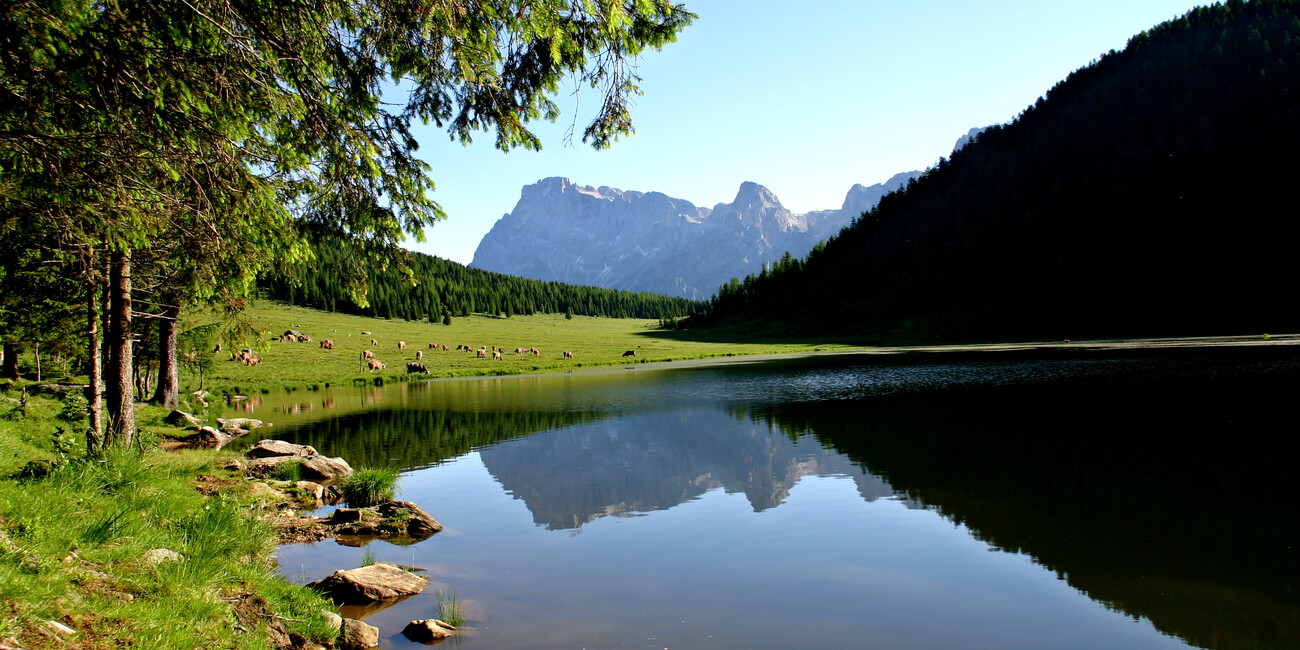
[229,350,1300,649]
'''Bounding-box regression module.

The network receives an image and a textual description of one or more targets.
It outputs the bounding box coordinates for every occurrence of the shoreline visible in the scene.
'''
[413,332,1300,382]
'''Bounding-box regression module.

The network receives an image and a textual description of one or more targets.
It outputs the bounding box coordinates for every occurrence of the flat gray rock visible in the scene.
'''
[308,563,428,603]
[245,439,317,459]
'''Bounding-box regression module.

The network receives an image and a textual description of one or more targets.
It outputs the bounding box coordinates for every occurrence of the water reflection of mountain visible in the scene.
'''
[233,407,610,471]
[478,409,899,530]
[741,357,1300,650]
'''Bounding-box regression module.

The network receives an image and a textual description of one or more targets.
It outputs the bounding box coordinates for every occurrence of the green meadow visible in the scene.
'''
[200,301,853,395]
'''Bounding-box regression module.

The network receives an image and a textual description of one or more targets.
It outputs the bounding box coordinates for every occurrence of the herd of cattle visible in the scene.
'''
[223,329,641,373]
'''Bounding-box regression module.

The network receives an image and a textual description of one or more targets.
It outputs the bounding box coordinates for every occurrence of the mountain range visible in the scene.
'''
[470,171,922,299]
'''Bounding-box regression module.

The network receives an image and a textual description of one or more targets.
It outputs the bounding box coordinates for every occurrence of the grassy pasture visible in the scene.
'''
[199,301,851,394]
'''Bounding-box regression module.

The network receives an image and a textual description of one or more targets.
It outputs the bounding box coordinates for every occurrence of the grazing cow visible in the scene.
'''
[245,355,262,366]
[622,350,636,357]
[476,347,487,358]
[320,339,334,349]
[406,362,429,374]
[564,350,574,358]
[362,331,371,335]
[298,335,311,343]
[367,359,386,371]
[415,350,423,360]
[398,341,407,350]
[492,350,503,360]
[428,342,438,349]
[213,344,222,353]
[531,347,539,356]
[515,347,524,354]
[371,339,378,346]
[363,350,375,359]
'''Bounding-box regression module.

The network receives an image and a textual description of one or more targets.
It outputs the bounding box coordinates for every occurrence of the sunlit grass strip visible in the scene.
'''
[192,301,856,395]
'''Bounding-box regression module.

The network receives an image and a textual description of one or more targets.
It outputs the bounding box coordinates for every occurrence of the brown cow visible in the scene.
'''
[363,350,375,359]
[531,347,540,356]
[563,350,574,358]
[415,350,423,360]
[476,347,487,358]
[428,342,439,349]
[213,344,222,353]
[398,341,407,350]
[367,359,386,371]
[320,339,334,349]
[516,347,525,354]
[442,344,450,352]
[406,362,429,374]
[371,339,378,346]
[492,350,503,360]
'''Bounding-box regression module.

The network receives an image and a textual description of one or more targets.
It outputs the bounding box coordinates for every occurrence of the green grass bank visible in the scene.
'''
[0,390,338,648]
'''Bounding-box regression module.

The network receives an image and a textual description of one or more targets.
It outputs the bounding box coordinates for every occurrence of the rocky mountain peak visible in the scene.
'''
[839,171,921,219]
[732,181,782,210]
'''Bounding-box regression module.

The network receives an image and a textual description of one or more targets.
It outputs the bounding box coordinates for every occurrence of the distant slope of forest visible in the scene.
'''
[262,237,704,322]
[690,0,1300,342]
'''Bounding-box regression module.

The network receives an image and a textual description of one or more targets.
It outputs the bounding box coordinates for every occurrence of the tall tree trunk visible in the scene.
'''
[33,342,40,382]
[86,255,104,453]
[150,298,180,408]
[105,250,134,448]
[1,341,17,379]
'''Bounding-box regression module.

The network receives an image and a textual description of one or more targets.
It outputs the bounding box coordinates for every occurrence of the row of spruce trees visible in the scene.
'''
[261,236,704,323]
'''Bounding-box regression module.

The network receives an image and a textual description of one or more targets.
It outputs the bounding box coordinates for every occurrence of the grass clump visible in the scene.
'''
[359,546,378,566]
[436,587,467,626]
[272,459,304,482]
[338,467,400,507]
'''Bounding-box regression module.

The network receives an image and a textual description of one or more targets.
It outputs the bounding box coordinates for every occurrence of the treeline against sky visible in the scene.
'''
[262,236,704,322]
[691,0,1300,341]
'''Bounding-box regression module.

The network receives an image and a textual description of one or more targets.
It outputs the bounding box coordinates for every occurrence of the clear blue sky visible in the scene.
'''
[405,1,1208,265]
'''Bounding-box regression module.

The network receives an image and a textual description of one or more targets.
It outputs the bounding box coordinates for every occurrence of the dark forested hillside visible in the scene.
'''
[262,237,703,322]
[693,0,1300,341]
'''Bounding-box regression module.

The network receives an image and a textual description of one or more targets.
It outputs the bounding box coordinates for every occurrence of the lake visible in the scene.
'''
[227,347,1300,649]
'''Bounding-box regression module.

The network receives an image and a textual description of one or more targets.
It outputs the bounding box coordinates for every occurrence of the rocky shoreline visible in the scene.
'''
[172,424,462,649]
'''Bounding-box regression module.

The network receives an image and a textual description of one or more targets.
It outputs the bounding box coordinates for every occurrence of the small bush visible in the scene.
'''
[338,467,399,507]
[57,392,88,423]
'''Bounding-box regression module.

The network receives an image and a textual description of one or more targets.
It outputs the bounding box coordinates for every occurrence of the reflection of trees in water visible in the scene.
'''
[241,408,609,471]
[738,365,1300,650]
